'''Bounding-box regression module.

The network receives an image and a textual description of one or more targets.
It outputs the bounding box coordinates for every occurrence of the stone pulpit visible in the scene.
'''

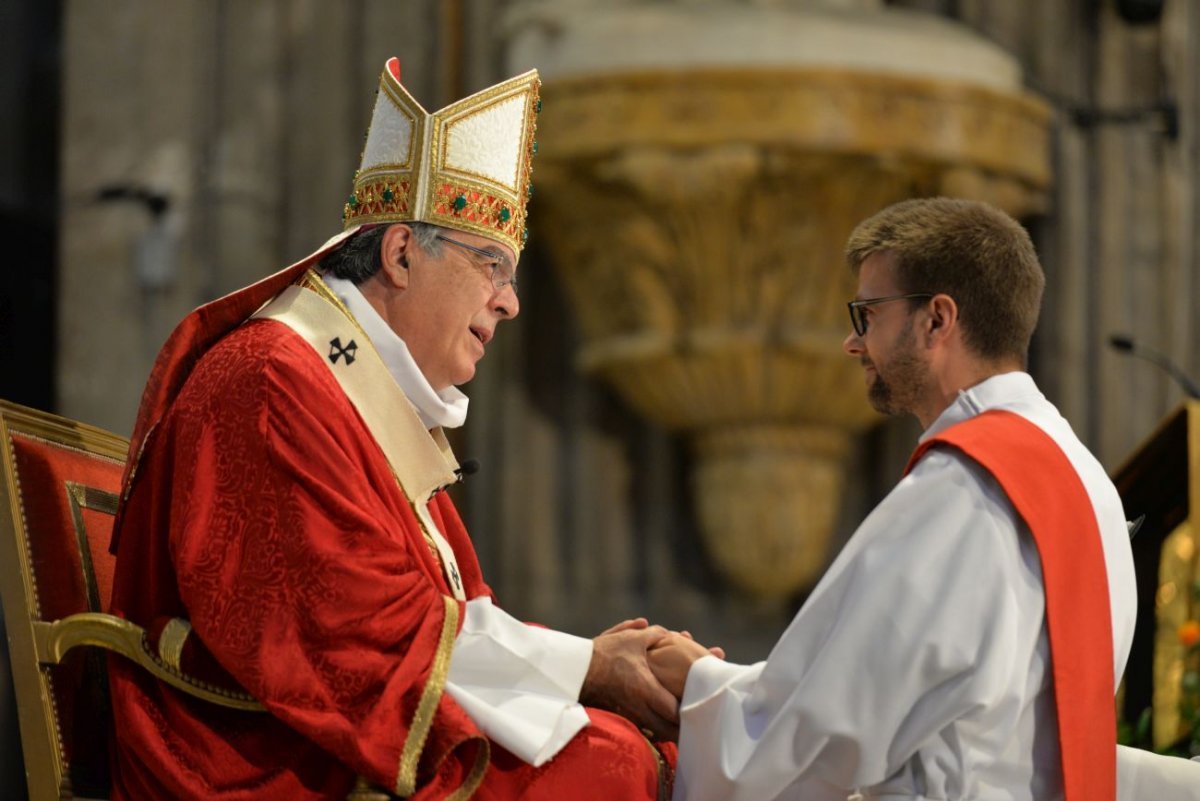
[505,0,1052,598]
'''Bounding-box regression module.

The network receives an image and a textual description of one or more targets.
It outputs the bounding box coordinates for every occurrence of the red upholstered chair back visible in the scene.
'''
[0,400,128,800]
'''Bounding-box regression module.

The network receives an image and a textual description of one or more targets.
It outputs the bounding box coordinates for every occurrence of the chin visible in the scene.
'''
[449,364,478,387]
[867,385,893,415]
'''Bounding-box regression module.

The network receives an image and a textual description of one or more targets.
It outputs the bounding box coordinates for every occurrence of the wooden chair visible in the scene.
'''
[0,400,388,800]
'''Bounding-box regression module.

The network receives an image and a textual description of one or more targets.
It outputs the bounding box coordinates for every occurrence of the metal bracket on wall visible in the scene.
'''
[1069,101,1180,141]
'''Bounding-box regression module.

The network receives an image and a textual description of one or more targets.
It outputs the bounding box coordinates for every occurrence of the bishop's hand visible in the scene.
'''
[581,618,680,741]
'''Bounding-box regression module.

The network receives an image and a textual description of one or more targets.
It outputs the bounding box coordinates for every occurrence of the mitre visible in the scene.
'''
[343,58,541,254]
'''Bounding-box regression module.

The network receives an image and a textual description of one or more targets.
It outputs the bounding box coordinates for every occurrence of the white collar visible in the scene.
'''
[920,371,1042,442]
[321,275,469,430]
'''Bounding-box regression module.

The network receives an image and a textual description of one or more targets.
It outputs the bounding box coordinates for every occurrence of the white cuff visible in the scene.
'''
[681,656,764,711]
[445,597,593,766]
[1117,744,1200,801]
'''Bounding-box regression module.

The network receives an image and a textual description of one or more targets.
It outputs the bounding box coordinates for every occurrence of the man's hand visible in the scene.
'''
[581,619,680,741]
[647,633,717,699]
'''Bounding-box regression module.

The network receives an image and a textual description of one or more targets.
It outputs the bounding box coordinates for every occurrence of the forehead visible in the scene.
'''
[855,250,900,297]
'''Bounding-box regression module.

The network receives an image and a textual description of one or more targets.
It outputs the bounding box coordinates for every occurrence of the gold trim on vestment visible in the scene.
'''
[396,594,460,796]
[254,275,476,792]
[287,270,464,591]
[639,731,672,801]
[445,737,490,801]
[297,270,363,335]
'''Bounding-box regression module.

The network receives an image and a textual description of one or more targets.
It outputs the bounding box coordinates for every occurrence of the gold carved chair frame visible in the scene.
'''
[0,401,387,800]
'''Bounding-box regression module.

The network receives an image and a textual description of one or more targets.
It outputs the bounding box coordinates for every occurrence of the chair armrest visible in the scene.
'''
[35,612,391,798]
[31,612,264,712]
[347,775,393,800]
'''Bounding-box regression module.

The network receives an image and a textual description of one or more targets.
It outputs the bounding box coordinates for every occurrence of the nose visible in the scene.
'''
[843,329,863,357]
[493,283,520,320]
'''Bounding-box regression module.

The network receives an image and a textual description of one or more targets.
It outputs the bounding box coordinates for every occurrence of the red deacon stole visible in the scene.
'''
[904,409,1115,801]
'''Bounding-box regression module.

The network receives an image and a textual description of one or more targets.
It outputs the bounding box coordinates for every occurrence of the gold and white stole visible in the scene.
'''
[251,272,467,601]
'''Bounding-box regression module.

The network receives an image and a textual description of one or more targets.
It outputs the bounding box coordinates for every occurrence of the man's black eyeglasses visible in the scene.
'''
[435,234,518,295]
[846,293,934,337]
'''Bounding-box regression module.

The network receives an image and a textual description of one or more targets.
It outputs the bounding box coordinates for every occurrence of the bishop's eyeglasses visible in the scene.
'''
[846,293,933,337]
[435,234,519,295]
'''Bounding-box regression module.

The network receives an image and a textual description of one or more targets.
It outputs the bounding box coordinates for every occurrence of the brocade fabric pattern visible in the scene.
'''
[109,319,671,800]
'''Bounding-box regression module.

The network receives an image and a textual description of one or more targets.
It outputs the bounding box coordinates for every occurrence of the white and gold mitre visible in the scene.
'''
[343,58,541,254]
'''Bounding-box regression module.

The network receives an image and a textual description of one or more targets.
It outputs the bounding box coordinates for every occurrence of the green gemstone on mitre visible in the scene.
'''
[531,141,538,155]
[499,207,511,223]
[382,187,394,203]
[536,98,542,114]
[453,194,467,211]
[347,194,359,208]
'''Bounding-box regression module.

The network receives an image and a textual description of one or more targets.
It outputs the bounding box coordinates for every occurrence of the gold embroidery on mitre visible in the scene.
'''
[344,58,540,254]
[343,175,413,225]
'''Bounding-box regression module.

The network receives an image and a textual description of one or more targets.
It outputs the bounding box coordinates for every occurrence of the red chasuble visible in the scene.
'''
[109,300,671,798]
[906,410,1116,801]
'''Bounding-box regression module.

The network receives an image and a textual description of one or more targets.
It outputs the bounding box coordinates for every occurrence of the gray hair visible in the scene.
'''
[319,222,444,284]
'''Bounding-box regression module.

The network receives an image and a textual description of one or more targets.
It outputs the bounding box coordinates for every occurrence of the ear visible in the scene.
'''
[924,293,959,348]
[378,224,414,290]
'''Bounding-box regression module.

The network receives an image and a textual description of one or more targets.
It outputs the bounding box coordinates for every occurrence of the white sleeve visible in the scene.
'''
[444,596,594,766]
[1117,745,1200,801]
[675,453,1029,801]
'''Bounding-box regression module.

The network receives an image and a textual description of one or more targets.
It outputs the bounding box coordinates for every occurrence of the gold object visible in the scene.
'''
[265,271,469,600]
[344,58,540,255]
[64,480,115,614]
[157,616,192,673]
[0,400,396,800]
[1143,401,1200,748]
[694,426,850,598]
[347,775,393,801]
[254,273,488,797]
[447,740,491,801]
[1113,400,1200,749]
[33,612,262,711]
[1152,519,1195,748]
[0,401,269,800]
[395,595,465,797]
[533,68,1051,597]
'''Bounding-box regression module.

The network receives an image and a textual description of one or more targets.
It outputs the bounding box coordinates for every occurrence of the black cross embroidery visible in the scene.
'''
[328,337,358,365]
[450,563,461,590]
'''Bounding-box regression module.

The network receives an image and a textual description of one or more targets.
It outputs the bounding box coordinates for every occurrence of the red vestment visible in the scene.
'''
[109,308,672,799]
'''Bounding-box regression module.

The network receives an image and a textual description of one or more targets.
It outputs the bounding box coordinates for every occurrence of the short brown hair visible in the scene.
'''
[845,197,1045,363]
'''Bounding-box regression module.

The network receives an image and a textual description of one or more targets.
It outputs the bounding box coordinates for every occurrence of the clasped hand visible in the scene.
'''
[582,618,724,742]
